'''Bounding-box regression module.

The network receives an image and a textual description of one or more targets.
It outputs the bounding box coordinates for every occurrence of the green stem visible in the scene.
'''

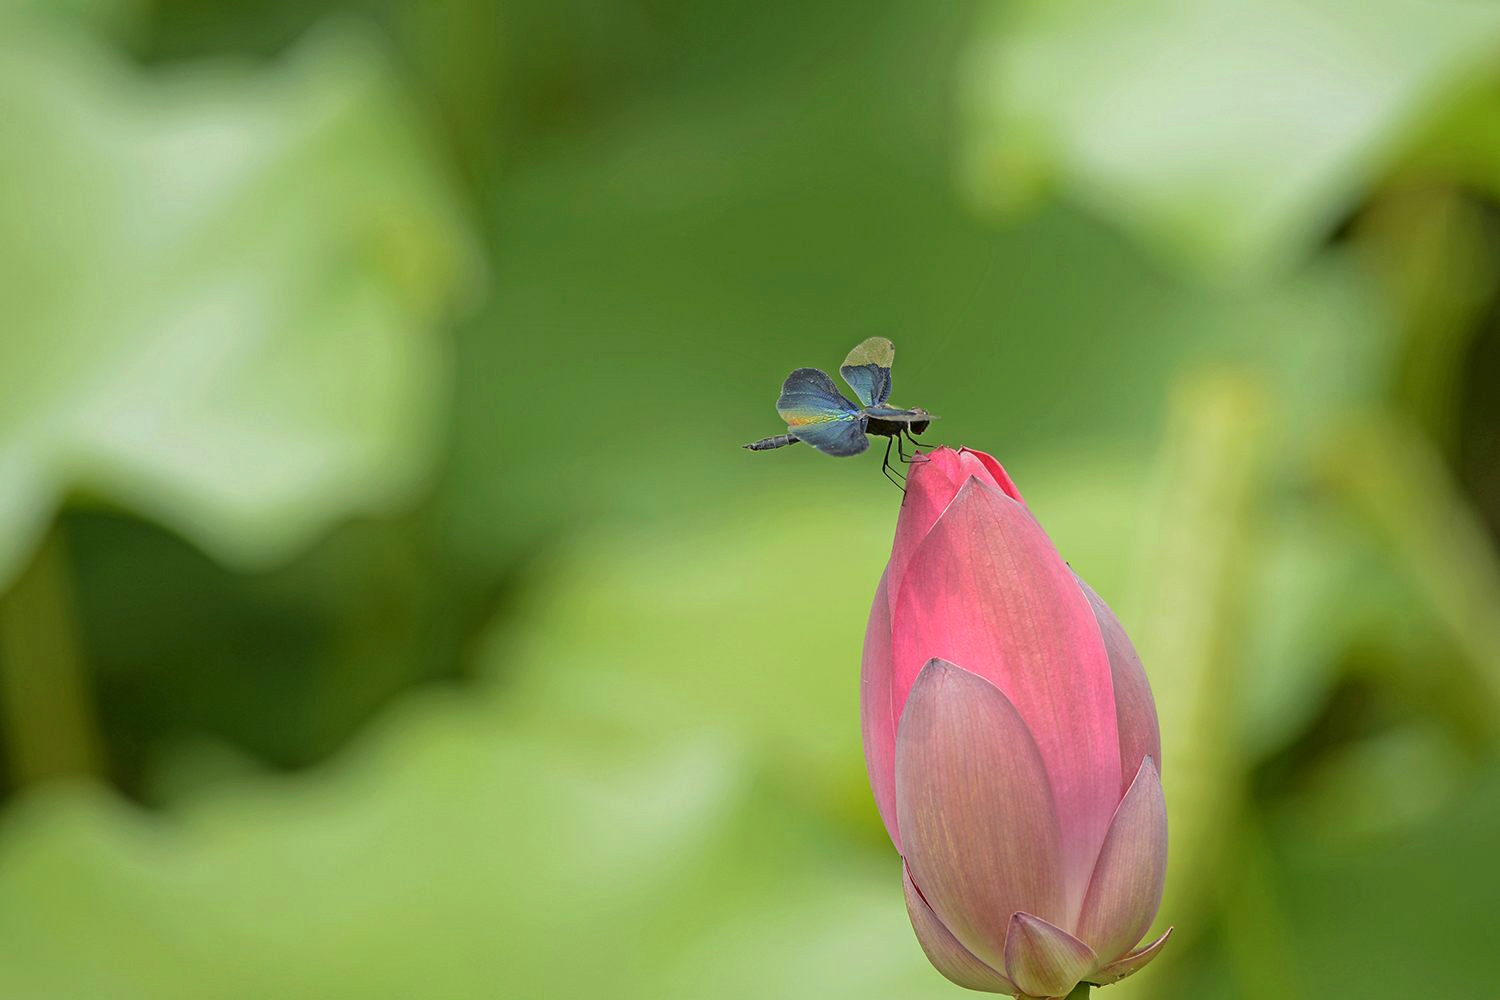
[1064,984,1091,1000]
[1326,414,1500,719]
[1219,809,1302,998]
[0,522,102,784]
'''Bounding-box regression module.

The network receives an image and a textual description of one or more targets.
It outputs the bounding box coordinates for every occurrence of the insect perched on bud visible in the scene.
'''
[744,337,936,486]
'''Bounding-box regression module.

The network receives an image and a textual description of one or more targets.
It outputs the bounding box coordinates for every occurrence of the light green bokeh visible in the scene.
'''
[0,8,481,588]
[960,0,1500,275]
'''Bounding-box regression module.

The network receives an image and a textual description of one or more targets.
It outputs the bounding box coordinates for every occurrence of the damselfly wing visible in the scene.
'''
[774,368,869,457]
[839,336,894,408]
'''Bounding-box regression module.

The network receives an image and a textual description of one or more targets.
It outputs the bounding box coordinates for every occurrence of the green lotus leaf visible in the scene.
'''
[0,11,481,588]
[959,0,1500,274]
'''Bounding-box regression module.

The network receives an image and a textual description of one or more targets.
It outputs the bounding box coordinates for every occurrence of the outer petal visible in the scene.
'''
[885,448,1023,618]
[1002,912,1098,1000]
[887,448,965,616]
[1088,928,1172,986]
[893,478,1121,913]
[872,449,1033,851]
[1075,758,1168,962]
[958,447,1024,504]
[860,568,900,851]
[1077,575,1161,793]
[895,659,1064,970]
[903,866,1018,995]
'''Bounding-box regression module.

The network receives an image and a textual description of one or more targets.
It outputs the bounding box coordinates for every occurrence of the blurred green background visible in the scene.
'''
[2,0,1499,996]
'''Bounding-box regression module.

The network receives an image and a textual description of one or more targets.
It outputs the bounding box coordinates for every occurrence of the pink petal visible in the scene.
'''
[895,659,1064,970]
[1077,575,1161,794]
[860,568,900,851]
[872,448,1032,853]
[1002,912,1098,999]
[903,865,1019,994]
[1087,927,1172,986]
[1075,757,1167,962]
[886,449,965,613]
[957,448,1024,504]
[885,448,1023,620]
[893,478,1121,913]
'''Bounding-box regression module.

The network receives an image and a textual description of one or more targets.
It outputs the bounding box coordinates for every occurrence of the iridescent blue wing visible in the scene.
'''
[839,337,894,407]
[775,368,869,456]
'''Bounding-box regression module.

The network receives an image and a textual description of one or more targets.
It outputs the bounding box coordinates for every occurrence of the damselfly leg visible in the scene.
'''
[880,437,906,488]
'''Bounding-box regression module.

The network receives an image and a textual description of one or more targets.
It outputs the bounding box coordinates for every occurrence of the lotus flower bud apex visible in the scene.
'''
[861,447,1170,998]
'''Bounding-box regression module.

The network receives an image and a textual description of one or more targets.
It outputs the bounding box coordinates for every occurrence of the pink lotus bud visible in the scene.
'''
[862,447,1170,998]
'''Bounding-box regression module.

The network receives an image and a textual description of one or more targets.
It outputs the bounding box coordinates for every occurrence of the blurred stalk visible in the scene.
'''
[1218,809,1300,999]
[1110,371,1271,999]
[1357,187,1498,453]
[0,521,102,783]
[1324,414,1500,725]
[1066,984,1090,999]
